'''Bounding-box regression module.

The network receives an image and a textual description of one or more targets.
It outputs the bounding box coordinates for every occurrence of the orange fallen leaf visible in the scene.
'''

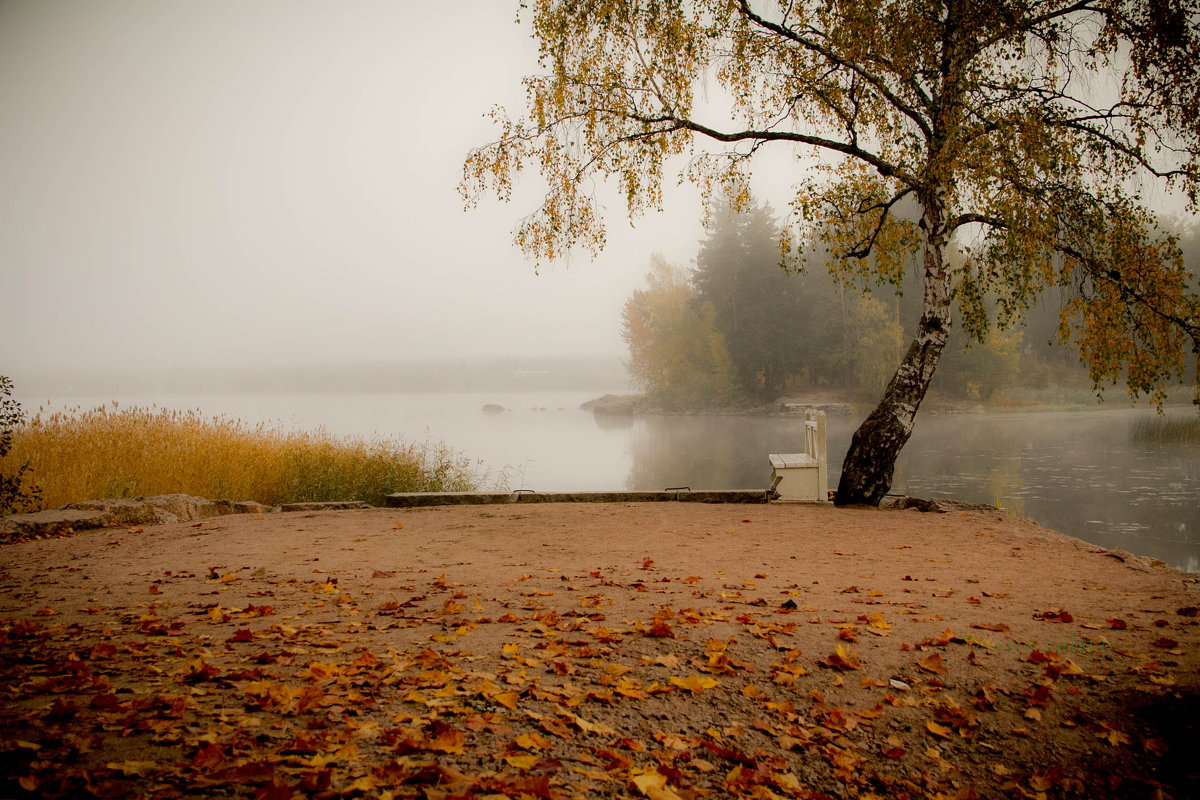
[504,753,539,770]
[917,653,948,675]
[1095,723,1131,746]
[648,620,675,638]
[818,645,861,671]
[669,675,719,693]
[925,720,952,739]
[630,765,683,800]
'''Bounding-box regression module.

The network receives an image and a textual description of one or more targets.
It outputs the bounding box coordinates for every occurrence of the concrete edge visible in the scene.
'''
[385,490,776,508]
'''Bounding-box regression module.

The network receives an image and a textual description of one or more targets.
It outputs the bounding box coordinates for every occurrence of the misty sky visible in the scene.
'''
[1,1,723,374]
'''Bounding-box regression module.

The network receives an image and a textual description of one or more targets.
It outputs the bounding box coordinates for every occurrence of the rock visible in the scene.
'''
[61,498,166,526]
[881,495,997,513]
[0,509,111,540]
[278,501,371,512]
[232,500,272,515]
[64,494,247,525]
[2,494,273,541]
[581,394,643,415]
[481,404,506,414]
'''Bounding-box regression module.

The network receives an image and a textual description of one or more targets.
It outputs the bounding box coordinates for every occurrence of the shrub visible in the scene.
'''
[0,376,43,515]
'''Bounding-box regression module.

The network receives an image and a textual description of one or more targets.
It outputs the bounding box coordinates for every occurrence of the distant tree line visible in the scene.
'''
[622,201,1198,410]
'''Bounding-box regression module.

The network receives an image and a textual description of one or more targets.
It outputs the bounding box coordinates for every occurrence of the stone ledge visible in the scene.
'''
[386,490,773,507]
[278,501,372,513]
[0,509,112,539]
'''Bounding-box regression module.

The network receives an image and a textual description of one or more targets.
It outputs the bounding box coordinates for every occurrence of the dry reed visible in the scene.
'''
[1,403,478,510]
[1130,414,1200,443]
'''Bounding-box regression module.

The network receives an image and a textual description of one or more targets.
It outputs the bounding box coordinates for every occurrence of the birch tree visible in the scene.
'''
[462,0,1200,505]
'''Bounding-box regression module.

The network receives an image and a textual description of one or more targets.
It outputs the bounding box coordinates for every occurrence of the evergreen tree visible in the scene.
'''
[692,200,806,399]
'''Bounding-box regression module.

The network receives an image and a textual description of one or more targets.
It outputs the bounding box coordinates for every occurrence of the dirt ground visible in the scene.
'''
[1,502,1198,800]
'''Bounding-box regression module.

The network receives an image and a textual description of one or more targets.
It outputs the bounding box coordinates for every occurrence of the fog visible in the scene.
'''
[0,1,717,382]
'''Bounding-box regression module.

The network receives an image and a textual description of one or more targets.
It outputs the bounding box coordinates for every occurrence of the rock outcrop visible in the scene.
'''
[1,494,271,541]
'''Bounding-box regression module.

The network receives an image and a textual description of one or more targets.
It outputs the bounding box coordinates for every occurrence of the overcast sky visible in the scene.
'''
[0,0,726,375]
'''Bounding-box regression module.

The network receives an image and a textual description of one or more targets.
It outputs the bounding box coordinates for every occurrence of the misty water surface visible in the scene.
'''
[25,392,1200,573]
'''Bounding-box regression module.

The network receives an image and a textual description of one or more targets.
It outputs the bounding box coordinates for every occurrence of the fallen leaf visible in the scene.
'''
[670,675,719,693]
[630,766,683,800]
[1095,723,1131,746]
[818,644,861,671]
[925,720,952,739]
[918,653,948,675]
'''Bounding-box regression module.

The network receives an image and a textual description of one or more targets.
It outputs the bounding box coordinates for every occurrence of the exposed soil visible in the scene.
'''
[1,502,1198,799]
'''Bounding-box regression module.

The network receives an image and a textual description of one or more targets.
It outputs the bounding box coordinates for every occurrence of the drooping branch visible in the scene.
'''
[1057,240,1200,350]
[629,113,918,187]
[845,187,915,259]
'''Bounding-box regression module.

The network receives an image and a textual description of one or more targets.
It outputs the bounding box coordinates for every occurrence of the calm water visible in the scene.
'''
[24,391,1200,573]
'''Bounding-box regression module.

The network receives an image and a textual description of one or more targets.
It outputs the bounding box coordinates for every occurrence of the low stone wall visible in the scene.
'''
[386,490,772,507]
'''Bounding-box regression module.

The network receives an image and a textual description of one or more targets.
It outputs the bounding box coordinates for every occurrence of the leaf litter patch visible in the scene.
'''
[0,503,1197,799]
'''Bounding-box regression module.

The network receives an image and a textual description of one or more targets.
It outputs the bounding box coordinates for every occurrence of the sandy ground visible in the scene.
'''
[1,502,1198,799]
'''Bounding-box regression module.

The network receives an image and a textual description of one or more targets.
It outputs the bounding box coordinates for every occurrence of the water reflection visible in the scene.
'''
[624,414,841,492]
[623,408,1199,573]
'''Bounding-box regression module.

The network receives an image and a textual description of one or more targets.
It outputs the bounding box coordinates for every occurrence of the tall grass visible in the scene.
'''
[1130,414,1200,444]
[1,404,479,510]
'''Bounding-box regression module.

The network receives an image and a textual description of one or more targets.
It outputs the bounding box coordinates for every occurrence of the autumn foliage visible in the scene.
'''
[462,0,1200,505]
[0,376,41,515]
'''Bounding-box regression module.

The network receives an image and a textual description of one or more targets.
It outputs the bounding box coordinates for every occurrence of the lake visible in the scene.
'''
[21,390,1200,573]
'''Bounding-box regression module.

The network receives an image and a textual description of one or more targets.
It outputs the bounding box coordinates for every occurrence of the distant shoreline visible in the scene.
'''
[579,389,1198,417]
[579,393,854,417]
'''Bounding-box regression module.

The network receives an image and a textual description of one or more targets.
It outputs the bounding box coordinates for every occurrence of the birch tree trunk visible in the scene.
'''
[834,184,954,506]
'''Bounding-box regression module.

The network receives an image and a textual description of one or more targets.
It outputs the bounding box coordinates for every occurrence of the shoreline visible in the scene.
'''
[578,391,1200,418]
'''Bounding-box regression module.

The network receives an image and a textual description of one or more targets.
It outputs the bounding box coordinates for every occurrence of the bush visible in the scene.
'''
[0,376,43,515]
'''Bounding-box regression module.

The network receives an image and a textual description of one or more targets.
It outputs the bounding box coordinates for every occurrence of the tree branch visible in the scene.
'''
[734,0,935,141]
[629,113,918,187]
[845,187,915,259]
